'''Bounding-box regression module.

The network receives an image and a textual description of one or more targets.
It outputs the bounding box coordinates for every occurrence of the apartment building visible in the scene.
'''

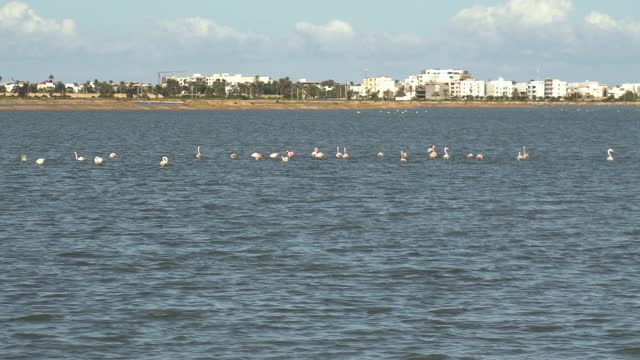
[362,76,397,97]
[459,80,486,98]
[486,77,514,97]
[544,79,567,98]
[418,69,472,84]
[567,81,606,98]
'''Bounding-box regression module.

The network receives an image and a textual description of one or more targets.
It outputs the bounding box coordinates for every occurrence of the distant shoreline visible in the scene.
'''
[0,98,638,111]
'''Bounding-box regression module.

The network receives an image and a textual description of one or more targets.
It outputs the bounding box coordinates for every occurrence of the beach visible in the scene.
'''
[0,97,637,110]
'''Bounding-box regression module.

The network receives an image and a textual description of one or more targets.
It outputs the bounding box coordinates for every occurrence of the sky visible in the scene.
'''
[1,0,639,84]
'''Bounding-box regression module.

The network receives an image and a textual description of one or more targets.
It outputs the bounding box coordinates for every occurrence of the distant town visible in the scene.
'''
[1,68,638,102]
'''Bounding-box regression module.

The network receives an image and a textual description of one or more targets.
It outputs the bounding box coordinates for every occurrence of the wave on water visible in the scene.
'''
[13,314,55,322]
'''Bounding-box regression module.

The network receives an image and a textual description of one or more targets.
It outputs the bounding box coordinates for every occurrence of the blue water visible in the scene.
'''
[2,107,640,359]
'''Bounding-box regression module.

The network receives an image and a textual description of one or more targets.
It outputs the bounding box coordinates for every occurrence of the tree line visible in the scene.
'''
[154,77,356,100]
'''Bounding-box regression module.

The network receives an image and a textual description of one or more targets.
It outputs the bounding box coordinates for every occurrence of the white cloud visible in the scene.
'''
[0,1,76,35]
[294,19,354,43]
[289,19,426,57]
[507,0,571,26]
[452,0,572,39]
[159,17,263,42]
[585,11,640,34]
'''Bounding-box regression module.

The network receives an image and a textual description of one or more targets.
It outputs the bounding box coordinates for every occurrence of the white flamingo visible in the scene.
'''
[94,156,104,165]
[336,146,343,159]
[109,152,118,158]
[607,148,614,161]
[400,151,407,162]
[196,146,202,159]
[342,147,350,160]
[517,152,523,161]
[429,146,438,159]
[443,147,450,160]
[476,154,484,160]
[377,152,384,158]
[269,152,279,160]
[74,152,86,161]
[160,156,169,167]
[230,153,238,159]
[20,154,28,162]
[522,146,529,160]
[467,153,475,159]
[35,158,45,165]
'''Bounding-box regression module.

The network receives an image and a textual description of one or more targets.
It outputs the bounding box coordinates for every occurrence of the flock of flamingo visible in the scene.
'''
[18,145,617,166]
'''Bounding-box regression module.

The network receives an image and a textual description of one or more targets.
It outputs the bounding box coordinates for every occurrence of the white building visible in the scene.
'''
[350,84,363,96]
[514,82,529,97]
[486,77,514,97]
[362,76,397,98]
[459,80,486,98]
[544,79,567,98]
[620,83,640,94]
[402,75,420,93]
[608,86,627,98]
[171,73,272,87]
[418,69,471,84]
[527,80,546,99]
[36,80,56,92]
[206,73,271,86]
[567,81,606,98]
[450,81,460,97]
[65,83,83,93]
[171,73,204,86]
[2,83,17,92]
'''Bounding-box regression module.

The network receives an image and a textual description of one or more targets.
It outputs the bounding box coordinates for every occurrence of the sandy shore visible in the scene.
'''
[0,98,637,111]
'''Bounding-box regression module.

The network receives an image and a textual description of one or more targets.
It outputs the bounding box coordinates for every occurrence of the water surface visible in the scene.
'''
[1,107,640,359]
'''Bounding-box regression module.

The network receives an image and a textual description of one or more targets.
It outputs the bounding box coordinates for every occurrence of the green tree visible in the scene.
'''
[205,79,226,97]
[620,90,637,102]
[164,79,181,97]
[321,79,336,87]
[17,82,29,97]
[194,83,207,96]
[55,81,65,94]
[564,92,581,101]
[96,80,115,97]
[277,77,293,98]
[48,74,54,81]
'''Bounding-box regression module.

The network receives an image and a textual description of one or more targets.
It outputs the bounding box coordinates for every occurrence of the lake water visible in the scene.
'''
[2,107,640,359]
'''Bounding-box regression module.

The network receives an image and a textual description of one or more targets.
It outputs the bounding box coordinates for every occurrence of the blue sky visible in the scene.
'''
[1,0,639,84]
